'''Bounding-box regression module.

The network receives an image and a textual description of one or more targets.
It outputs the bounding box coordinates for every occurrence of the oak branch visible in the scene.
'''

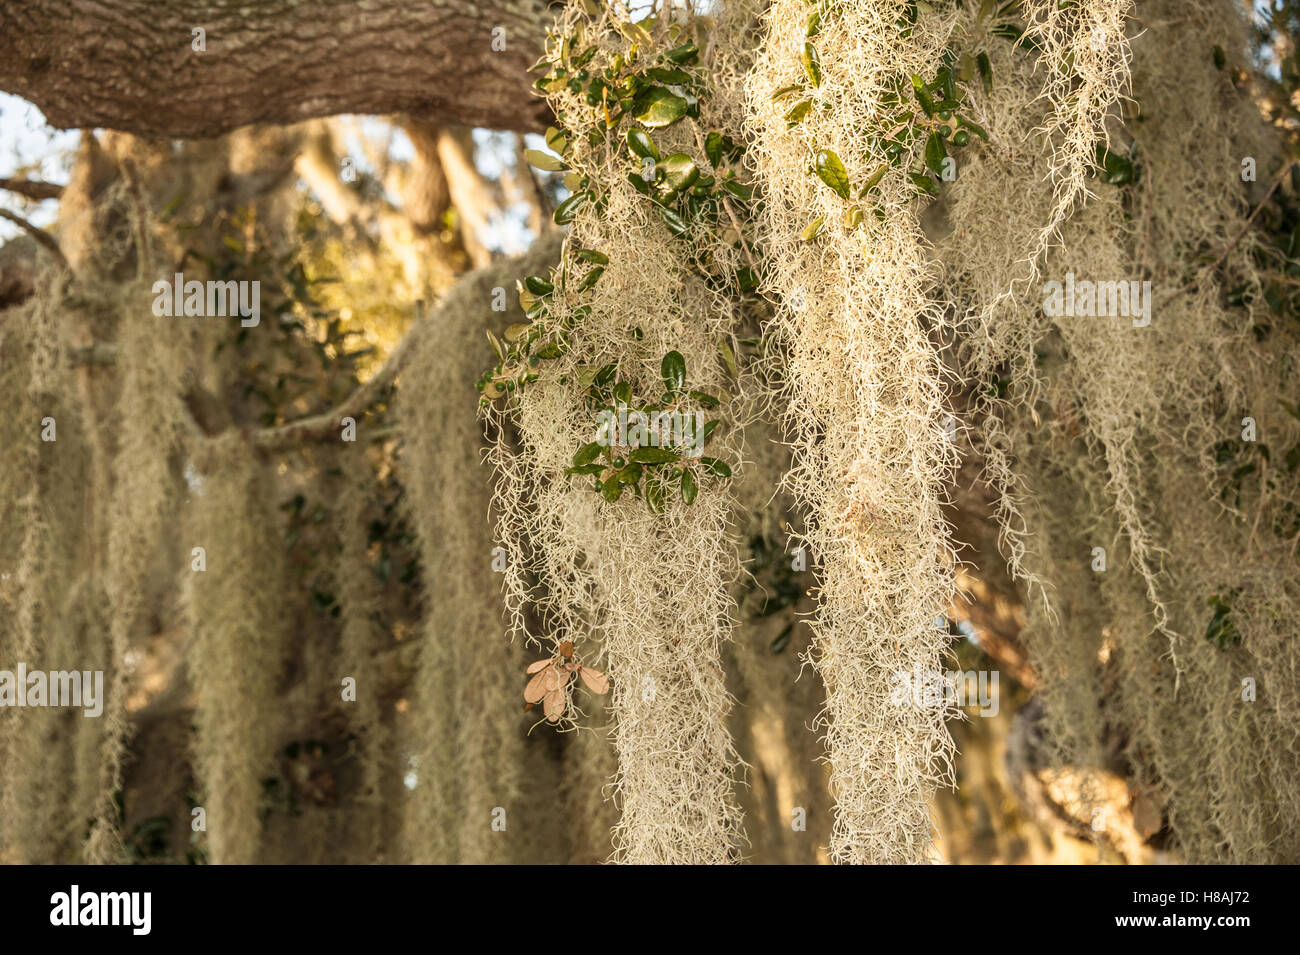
[0,0,556,137]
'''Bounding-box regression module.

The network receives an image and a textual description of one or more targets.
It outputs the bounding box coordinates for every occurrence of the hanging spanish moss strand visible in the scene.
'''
[182,431,286,865]
[398,244,558,863]
[335,445,390,860]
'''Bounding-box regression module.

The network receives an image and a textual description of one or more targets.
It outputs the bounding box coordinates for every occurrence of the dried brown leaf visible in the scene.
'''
[543,687,566,722]
[524,670,551,704]
[578,666,610,695]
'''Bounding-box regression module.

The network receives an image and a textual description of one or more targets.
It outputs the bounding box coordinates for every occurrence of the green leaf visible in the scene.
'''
[976,52,993,95]
[680,468,699,504]
[909,172,939,196]
[660,153,700,192]
[806,10,822,36]
[646,66,691,84]
[800,215,827,241]
[859,164,889,197]
[659,207,689,236]
[554,191,589,224]
[566,463,604,476]
[525,148,566,172]
[576,248,609,266]
[771,84,804,102]
[700,456,731,477]
[911,74,935,116]
[524,275,554,296]
[1095,146,1135,186]
[688,390,720,408]
[719,338,739,378]
[646,475,667,514]
[957,115,988,140]
[722,180,753,202]
[661,350,687,393]
[573,442,604,467]
[924,131,947,175]
[544,126,568,155]
[601,479,625,503]
[801,43,822,87]
[665,41,699,64]
[706,131,725,168]
[784,99,812,126]
[631,447,682,464]
[635,87,689,128]
[626,128,660,160]
[814,149,851,199]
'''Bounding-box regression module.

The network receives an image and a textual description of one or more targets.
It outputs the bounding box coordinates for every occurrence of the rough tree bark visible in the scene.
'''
[0,0,555,137]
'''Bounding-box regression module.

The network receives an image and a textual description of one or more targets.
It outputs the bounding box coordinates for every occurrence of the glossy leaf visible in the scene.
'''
[802,43,822,87]
[635,87,689,128]
[680,468,698,504]
[660,153,699,192]
[661,350,687,393]
[626,128,660,160]
[814,149,851,199]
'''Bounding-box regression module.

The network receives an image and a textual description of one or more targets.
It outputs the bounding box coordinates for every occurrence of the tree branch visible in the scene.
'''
[0,177,63,200]
[0,209,68,269]
[0,0,554,138]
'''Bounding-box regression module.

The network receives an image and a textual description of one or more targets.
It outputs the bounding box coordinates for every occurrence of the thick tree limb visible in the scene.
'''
[0,0,555,138]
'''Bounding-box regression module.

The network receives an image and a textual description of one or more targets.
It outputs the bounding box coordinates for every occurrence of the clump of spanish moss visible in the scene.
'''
[746,0,961,863]
[483,1,765,862]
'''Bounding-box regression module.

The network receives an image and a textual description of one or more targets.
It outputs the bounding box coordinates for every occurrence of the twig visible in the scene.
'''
[0,209,69,269]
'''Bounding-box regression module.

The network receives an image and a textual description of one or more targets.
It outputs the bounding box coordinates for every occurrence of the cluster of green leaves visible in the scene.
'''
[475,261,600,403]
[526,15,757,287]
[565,351,731,511]
[776,4,990,238]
